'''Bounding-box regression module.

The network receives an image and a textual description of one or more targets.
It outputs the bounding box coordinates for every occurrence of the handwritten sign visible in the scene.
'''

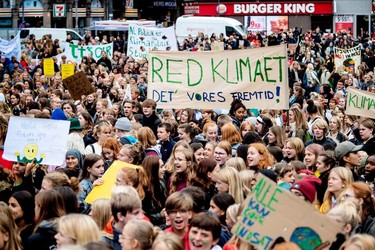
[232,174,340,250]
[147,44,289,109]
[127,24,178,60]
[346,87,375,118]
[56,43,114,64]
[62,71,95,100]
[61,64,75,79]
[3,117,70,166]
[85,160,139,204]
[43,58,55,77]
[334,45,361,72]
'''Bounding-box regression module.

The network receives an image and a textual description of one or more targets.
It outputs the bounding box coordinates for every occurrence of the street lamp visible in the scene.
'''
[22,0,25,28]
[75,0,78,29]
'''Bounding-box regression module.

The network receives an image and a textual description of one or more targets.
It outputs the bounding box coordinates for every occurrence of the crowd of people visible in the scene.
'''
[0,25,374,250]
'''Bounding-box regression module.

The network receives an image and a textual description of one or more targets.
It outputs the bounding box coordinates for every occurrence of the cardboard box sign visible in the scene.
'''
[62,71,95,100]
[232,174,341,250]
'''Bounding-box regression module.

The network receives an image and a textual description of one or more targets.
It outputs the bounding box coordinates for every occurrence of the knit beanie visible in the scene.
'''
[51,108,67,120]
[290,176,322,203]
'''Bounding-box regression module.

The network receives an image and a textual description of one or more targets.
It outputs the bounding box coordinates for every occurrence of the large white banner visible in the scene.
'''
[148,45,289,109]
[3,117,70,166]
[0,34,21,61]
[127,24,178,60]
[334,45,361,72]
[56,42,114,64]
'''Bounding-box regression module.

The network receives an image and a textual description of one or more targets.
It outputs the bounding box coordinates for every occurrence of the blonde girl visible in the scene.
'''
[55,214,101,248]
[202,122,218,143]
[0,208,22,250]
[164,140,190,175]
[215,167,244,203]
[85,120,112,156]
[320,167,353,214]
[90,198,111,230]
[119,220,161,250]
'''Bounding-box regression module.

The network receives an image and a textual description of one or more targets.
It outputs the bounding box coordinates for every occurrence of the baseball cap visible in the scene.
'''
[115,117,131,132]
[334,141,362,160]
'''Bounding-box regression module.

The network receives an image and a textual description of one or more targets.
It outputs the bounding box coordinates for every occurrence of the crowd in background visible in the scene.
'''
[0,25,375,250]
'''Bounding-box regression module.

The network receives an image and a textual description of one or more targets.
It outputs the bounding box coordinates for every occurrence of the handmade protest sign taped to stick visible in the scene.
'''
[43,58,55,77]
[346,87,375,118]
[232,174,341,250]
[61,64,75,79]
[147,44,289,109]
[62,71,95,100]
[127,24,178,60]
[85,160,139,204]
[3,117,70,166]
[334,45,361,72]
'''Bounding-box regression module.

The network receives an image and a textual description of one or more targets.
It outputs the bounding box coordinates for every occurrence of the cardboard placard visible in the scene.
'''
[3,117,70,166]
[346,87,375,118]
[85,160,139,204]
[61,64,75,79]
[62,71,95,100]
[334,45,361,73]
[43,58,55,77]
[232,174,341,250]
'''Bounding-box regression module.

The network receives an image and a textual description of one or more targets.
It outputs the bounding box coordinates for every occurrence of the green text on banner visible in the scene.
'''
[346,87,375,118]
[147,45,289,109]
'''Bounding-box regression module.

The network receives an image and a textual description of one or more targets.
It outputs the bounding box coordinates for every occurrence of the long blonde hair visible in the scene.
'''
[320,167,353,214]
[57,214,101,245]
[216,167,244,203]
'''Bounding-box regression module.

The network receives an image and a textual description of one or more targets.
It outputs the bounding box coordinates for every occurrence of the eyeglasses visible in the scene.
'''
[167,210,189,216]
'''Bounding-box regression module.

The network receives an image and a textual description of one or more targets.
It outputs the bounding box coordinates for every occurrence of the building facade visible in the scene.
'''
[0,0,179,29]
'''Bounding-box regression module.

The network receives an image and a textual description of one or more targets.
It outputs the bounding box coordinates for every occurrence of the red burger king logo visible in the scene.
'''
[216,4,227,15]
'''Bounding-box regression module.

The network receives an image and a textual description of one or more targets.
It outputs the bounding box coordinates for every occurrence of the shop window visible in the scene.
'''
[91,0,102,8]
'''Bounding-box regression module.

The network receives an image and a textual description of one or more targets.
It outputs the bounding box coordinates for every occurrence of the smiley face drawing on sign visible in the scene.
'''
[15,143,46,164]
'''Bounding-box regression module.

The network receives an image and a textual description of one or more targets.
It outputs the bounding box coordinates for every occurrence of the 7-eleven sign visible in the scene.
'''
[53,4,66,17]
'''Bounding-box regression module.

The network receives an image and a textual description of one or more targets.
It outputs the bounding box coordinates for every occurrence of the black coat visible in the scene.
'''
[26,220,58,250]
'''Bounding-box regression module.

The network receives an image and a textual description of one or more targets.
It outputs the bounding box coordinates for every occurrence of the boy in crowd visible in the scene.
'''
[141,99,161,136]
[102,190,143,250]
[189,213,222,250]
[165,191,194,250]
[157,122,176,163]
